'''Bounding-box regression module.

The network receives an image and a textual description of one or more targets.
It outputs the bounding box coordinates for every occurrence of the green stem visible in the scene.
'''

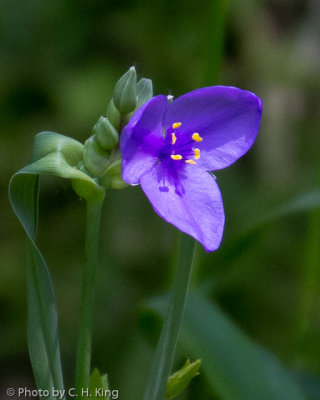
[75,199,104,395]
[143,234,196,400]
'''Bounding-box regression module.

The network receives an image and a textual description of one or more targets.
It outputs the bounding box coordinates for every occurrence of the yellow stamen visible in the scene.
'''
[194,148,200,159]
[192,132,203,142]
[185,159,196,165]
[172,122,182,129]
[171,132,177,145]
[171,154,183,160]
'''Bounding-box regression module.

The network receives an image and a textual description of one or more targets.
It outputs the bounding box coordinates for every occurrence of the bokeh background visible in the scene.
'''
[1,0,320,399]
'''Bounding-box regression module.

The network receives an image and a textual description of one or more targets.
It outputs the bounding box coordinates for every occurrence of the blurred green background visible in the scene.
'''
[1,0,320,399]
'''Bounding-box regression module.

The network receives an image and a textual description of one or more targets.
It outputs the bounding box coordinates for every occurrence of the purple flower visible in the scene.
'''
[120,86,262,251]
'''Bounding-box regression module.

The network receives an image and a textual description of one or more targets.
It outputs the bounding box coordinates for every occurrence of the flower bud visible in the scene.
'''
[136,78,153,108]
[93,116,119,150]
[106,99,120,130]
[83,135,110,177]
[166,359,201,400]
[99,158,128,190]
[113,66,137,115]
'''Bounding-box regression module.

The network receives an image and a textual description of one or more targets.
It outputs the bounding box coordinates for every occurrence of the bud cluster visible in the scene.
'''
[79,66,153,190]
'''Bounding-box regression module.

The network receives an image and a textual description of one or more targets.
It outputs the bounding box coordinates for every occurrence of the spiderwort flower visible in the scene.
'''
[120,86,262,251]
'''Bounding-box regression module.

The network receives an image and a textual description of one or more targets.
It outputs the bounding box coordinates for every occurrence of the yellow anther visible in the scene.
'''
[192,133,203,142]
[171,132,177,145]
[172,122,182,129]
[185,159,196,165]
[194,148,200,160]
[171,154,183,160]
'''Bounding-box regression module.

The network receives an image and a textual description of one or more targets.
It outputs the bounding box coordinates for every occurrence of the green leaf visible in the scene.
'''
[235,190,320,246]
[8,132,105,398]
[149,292,306,400]
[238,190,320,235]
[165,359,201,399]
[183,292,306,400]
[89,368,110,400]
[9,173,65,399]
[293,371,320,400]
[30,131,105,202]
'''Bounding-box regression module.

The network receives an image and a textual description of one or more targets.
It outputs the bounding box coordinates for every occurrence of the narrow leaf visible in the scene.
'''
[148,292,306,400]
[165,359,201,399]
[200,190,320,293]
[238,190,320,236]
[89,368,110,400]
[182,292,306,400]
[10,174,65,399]
[8,132,104,398]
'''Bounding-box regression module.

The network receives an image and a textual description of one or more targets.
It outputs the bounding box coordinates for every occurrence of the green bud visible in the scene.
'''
[83,135,110,177]
[99,158,128,190]
[165,359,201,400]
[93,116,119,150]
[113,66,137,115]
[106,99,120,130]
[136,78,153,108]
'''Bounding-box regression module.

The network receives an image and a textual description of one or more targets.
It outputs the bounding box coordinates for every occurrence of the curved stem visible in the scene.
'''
[143,234,196,400]
[75,199,104,395]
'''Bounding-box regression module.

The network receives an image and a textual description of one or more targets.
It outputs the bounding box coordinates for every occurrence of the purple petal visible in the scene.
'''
[121,95,168,184]
[140,163,225,251]
[165,86,262,171]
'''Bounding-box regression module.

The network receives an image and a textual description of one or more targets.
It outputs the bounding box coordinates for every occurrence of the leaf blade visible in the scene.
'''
[182,292,306,400]
[9,173,64,398]
[147,292,306,400]
[8,131,104,398]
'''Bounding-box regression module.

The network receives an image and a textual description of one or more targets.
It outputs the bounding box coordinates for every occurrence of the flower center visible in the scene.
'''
[167,122,203,165]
